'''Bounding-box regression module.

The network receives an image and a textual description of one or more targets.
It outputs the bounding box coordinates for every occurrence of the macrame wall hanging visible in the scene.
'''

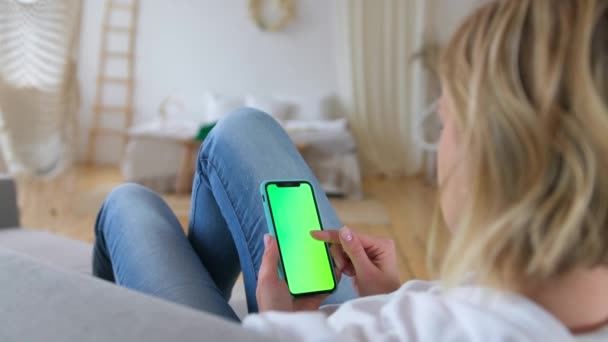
[0,0,81,177]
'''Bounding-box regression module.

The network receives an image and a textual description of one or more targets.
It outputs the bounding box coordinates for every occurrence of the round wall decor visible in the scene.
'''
[249,0,296,32]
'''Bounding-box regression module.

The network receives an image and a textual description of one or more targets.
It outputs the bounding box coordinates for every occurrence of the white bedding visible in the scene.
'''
[122,93,362,196]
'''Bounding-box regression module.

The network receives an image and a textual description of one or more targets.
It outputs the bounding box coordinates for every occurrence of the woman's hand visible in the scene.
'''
[256,234,337,312]
[311,226,401,297]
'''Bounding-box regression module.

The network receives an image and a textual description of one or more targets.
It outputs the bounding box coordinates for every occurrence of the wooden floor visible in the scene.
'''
[16,165,446,282]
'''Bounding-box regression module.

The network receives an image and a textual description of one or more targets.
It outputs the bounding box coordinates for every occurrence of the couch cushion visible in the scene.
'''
[0,229,92,273]
[0,248,268,342]
[0,228,251,318]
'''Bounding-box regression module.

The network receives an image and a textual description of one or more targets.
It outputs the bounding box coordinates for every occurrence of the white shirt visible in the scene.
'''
[243,280,608,341]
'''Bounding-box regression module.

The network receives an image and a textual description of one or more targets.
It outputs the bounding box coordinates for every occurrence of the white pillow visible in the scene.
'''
[244,95,292,121]
[277,94,337,121]
[284,118,348,133]
[155,91,207,125]
[204,92,246,122]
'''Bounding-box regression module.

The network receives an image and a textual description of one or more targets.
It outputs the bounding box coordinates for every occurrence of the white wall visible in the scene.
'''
[78,0,338,163]
[76,0,483,165]
[430,0,484,43]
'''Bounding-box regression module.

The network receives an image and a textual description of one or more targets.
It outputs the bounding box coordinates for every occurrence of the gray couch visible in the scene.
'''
[0,176,265,341]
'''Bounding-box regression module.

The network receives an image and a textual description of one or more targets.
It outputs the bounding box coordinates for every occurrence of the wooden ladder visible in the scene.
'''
[86,0,139,164]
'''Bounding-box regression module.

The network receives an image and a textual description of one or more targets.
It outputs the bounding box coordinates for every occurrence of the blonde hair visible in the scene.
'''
[437,0,608,291]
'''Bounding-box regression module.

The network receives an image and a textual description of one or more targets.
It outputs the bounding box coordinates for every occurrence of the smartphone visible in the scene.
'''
[260,180,337,296]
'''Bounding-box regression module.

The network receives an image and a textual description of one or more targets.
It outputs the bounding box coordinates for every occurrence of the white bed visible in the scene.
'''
[122,93,363,197]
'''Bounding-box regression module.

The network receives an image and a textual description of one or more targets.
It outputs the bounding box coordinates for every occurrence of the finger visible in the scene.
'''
[313,228,365,277]
[338,227,375,276]
[330,242,356,277]
[337,250,355,277]
[342,260,355,277]
[330,244,347,270]
[312,228,379,247]
[333,265,342,285]
[310,230,341,244]
[344,230,377,248]
[258,234,280,283]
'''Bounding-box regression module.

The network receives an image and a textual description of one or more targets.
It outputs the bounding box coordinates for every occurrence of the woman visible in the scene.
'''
[93,0,608,340]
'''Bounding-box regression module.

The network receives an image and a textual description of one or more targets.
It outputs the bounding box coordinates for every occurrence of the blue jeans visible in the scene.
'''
[92,108,356,322]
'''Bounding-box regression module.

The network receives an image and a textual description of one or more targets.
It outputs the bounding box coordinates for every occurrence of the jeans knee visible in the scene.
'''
[199,107,283,161]
[99,184,156,224]
[213,108,281,140]
[95,183,157,236]
[105,183,153,206]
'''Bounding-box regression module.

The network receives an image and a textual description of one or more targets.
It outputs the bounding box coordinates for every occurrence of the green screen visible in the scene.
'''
[266,182,335,295]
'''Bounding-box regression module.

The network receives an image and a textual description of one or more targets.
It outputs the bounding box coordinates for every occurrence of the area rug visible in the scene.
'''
[330,197,391,226]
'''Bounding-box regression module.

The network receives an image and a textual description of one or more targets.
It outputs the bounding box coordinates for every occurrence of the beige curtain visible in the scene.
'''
[335,0,429,177]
